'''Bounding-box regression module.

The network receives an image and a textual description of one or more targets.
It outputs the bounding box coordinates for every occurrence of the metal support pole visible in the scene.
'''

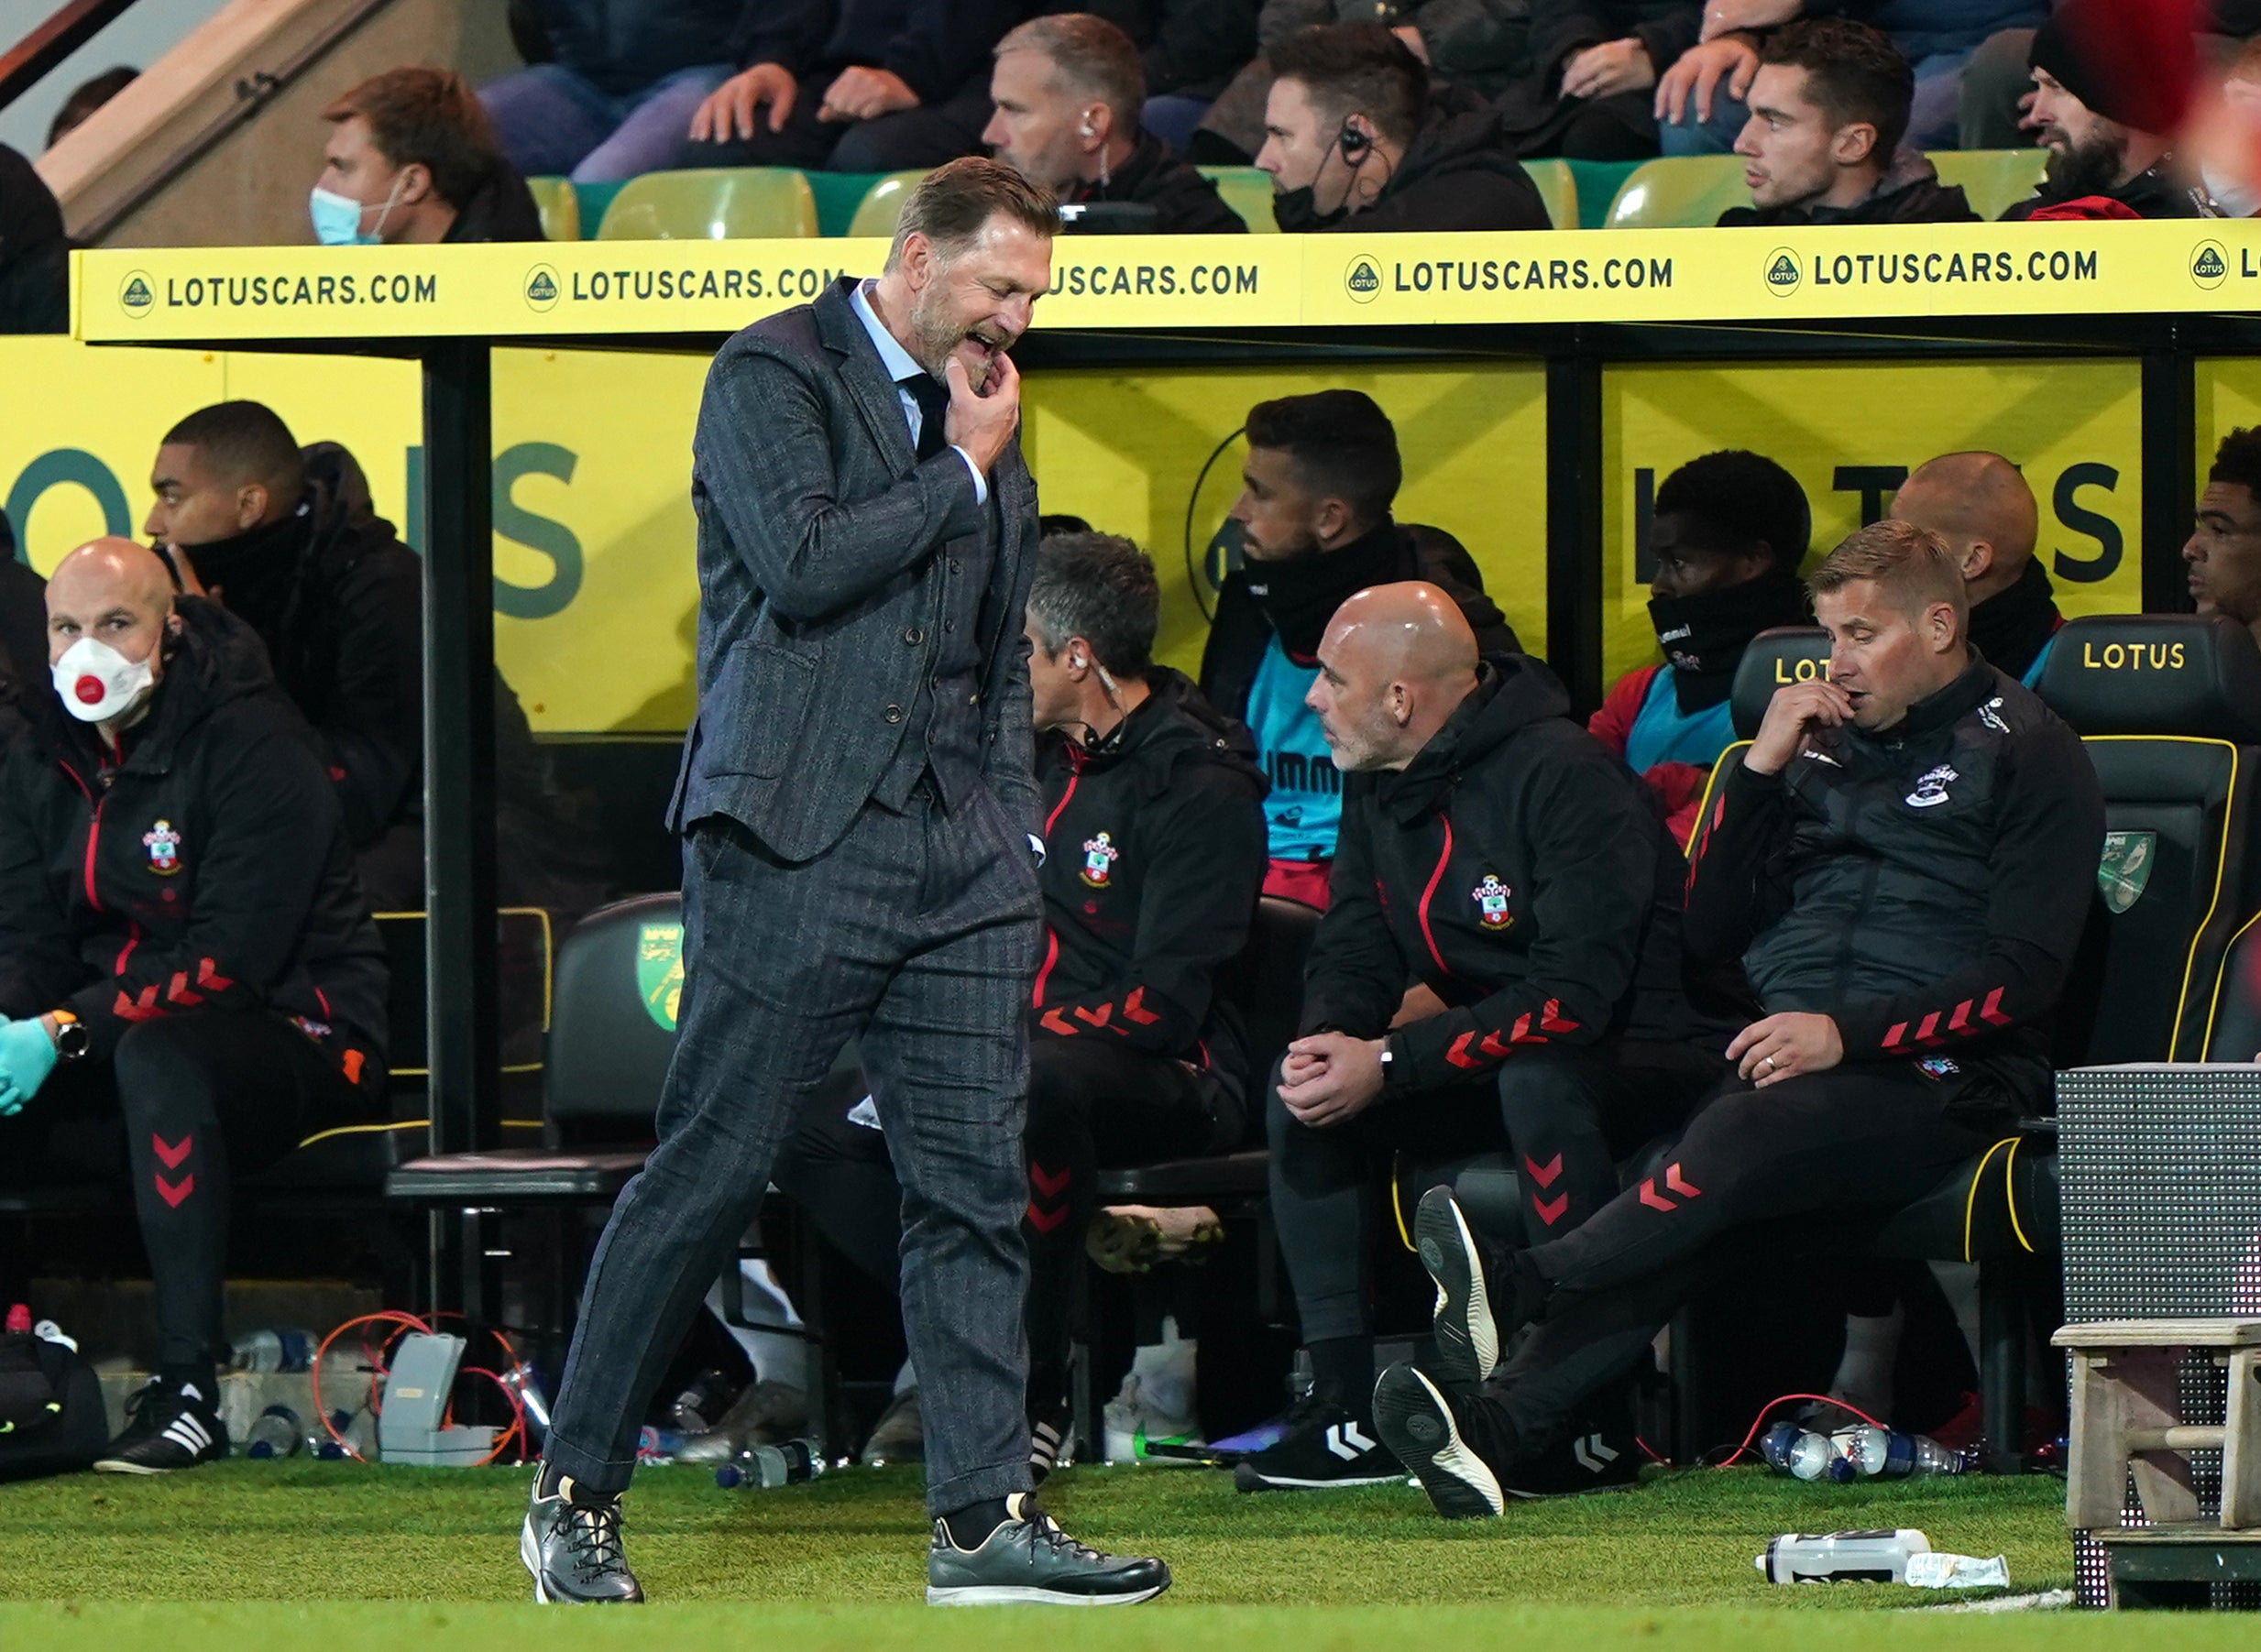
[1978,1258,2025,1474]
[2141,340,2197,617]
[420,339,499,1312]
[1546,344,1606,716]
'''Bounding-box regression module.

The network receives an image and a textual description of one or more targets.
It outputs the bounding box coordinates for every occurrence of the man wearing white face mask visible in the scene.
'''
[312,68,543,246]
[0,539,388,1475]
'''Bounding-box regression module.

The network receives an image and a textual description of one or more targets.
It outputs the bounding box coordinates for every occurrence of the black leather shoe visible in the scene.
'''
[927,1493,1169,1605]
[521,1473,644,1603]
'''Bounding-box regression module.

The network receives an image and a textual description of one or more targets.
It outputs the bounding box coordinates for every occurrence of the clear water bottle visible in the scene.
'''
[231,1329,318,1373]
[312,1408,368,1459]
[500,1362,552,1446]
[1758,1423,1837,1481]
[1757,1529,1931,1584]
[715,1439,823,1489]
[246,1405,302,1459]
[1827,1426,1970,1482]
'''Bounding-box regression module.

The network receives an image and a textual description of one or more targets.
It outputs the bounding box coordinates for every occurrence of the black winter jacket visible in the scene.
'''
[521,0,755,93]
[1317,91,1551,234]
[1497,0,1697,137]
[1718,151,1979,227]
[1073,0,1260,99]
[1302,655,1727,1099]
[1685,657,2102,1103]
[443,161,547,244]
[1033,670,1269,1094]
[0,144,66,337]
[1067,132,1248,235]
[0,599,388,1078]
[732,0,1023,103]
[1199,520,1520,725]
[2001,159,2215,223]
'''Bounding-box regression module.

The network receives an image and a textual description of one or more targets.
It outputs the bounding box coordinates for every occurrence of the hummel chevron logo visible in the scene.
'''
[1326,1420,1377,1460]
[1573,1434,1619,1473]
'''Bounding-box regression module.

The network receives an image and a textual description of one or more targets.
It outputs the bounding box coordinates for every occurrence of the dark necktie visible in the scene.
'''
[906,374,950,462]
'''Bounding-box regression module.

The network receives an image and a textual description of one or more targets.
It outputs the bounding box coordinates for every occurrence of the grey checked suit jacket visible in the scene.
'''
[668,276,1044,862]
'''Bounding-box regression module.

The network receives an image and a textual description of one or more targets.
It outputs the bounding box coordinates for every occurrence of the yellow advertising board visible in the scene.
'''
[1600,360,2146,684]
[2199,360,2261,509]
[75,222,2261,342]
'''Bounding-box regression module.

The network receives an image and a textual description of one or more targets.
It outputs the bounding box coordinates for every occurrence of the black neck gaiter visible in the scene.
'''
[1246,523,1404,662]
[1648,566,1811,713]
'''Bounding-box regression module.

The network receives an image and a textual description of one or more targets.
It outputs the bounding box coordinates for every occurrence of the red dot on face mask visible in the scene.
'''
[73,676,105,705]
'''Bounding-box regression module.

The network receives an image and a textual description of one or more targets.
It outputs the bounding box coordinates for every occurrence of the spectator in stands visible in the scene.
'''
[2185,427,2261,644]
[1892,452,2063,688]
[1589,451,1811,850]
[1496,0,1704,161]
[1198,390,1517,908]
[985,15,1246,233]
[1718,21,1977,225]
[0,144,67,335]
[1654,0,2046,157]
[316,69,543,245]
[140,401,601,914]
[1239,582,1731,1493]
[1253,24,1551,231]
[684,0,1021,172]
[46,67,137,149]
[2002,5,2214,220]
[1192,0,1532,164]
[0,540,388,1474]
[1960,4,2259,154]
[775,532,1268,1471]
[1053,0,1257,153]
[2190,37,2261,218]
[480,1,735,182]
[0,515,44,728]
[1376,522,2103,1518]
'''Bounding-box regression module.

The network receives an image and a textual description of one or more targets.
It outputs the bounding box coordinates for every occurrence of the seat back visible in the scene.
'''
[1197,165,1279,234]
[370,908,554,1102]
[1604,155,1747,229]
[1222,895,1321,1080]
[1728,625,1830,738]
[524,175,581,242]
[597,168,819,240]
[1928,148,2047,222]
[2040,616,2261,1063]
[847,170,929,237]
[544,892,684,1124]
[1522,158,1579,231]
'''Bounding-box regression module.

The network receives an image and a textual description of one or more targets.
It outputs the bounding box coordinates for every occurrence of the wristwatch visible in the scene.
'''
[50,1012,89,1062]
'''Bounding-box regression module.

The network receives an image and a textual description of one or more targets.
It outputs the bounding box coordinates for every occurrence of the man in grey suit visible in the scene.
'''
[520,159,1170,1607]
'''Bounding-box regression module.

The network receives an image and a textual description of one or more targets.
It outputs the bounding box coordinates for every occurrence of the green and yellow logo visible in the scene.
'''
[637,922,685,1031]
[120,272,155,317]
[1344,257,1381,304]
[1764,249,1801,296]
[2098,830,2156,914]
[525,264,561,313]
[2193,241,2229,290]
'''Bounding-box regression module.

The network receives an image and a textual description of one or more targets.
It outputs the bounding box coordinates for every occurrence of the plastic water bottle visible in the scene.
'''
[1826,1426,1970,1482]
[311,1408,368,1459]
[1757,1529,1931,1584]
[1758,1423,1837,1481]
[231,1329,317,1373]
[246,1405,302,1459]
[715,1439,823,1489]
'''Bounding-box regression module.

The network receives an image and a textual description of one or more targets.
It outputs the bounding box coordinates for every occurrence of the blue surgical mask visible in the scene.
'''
[309,175,402,246]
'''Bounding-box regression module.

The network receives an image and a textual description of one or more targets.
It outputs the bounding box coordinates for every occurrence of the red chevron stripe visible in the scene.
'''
[114,985,162,1023]
[1445,1032,1481,1070]
[1531,1191,1569,1227]
[166,971,203,1008]
[154,1173,194,1209]
[196,957,235,991]
[1538,999,1579,1034]
[1948,1000,1971,1034]
[1638,1179,1676,1212]
[1074,1003,1112,1027]
[1524,1153,1563,1189]
[151,1133,192,1170]
[1915,1011,1943,1045]
[1664,1164,1702,1198]
[1123,988,1161,1026]
[1025,1202,1069,1234]
[1040,1008,1077,1037]
[1882,1021,1908,1050]
[1028,1162,1070,1199]
[1480,1031,1509,1058]
[1978,987,2012,1026]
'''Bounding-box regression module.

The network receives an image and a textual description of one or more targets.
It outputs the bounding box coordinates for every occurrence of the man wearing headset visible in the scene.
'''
[1255,23,1550,233]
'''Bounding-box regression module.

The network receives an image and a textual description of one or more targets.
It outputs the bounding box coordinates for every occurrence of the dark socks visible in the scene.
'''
[536,1458,617,1503]
[939,1495,1018,1548]
[1308,1336,1375,1424]
[159,1362,217,1407]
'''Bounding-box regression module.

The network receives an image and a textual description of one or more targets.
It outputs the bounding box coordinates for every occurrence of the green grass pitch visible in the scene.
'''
[0,1458,2246,1648]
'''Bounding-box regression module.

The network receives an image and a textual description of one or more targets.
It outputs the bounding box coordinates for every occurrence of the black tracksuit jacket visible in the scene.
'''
[1031,670,1268,1094]
[1065,132,1248,235]
[1301,655,1724,1099]
[0,599,388,1080]
[1685,657,2102,1102]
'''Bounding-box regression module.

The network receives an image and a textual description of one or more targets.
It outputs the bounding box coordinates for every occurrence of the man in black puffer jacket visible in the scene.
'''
[1375,520,2103,1521]
[1237,582,1733,1495]
[774,533,1268,1465]
[0,541,387,1476]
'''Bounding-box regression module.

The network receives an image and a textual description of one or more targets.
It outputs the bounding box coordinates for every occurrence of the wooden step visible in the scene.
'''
[2054,1319,2261,1350]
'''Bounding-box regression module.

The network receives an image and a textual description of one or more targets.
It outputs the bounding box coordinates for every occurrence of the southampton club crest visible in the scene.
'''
[1472,874,1513,929]
[1904,764,1958,809]
[1081,831,1121,889]
[143,819,182,876]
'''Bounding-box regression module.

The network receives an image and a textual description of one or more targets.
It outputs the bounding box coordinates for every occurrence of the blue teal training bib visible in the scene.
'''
[1246,637,1342,861]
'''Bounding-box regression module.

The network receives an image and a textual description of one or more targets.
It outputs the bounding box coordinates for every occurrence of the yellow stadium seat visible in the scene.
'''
[1930,148,2048,222]
[1522,158,1579,230]
[596,168,818,240]
[1198,165,1279,234]
[848,170,930,238]
[1603,155,1749,229]
[524,175,580,242]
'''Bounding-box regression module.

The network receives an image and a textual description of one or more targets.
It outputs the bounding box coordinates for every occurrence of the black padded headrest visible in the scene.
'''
[1729,627,1831,739]
[2036,614,2261,744]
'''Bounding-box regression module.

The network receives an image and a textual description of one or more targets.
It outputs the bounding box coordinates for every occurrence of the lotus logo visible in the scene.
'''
[120,272,154,317]
[1764,248,1801,295]
[2193,240,2229,290]
[1344,256,1381,304]
[524,264,560,312]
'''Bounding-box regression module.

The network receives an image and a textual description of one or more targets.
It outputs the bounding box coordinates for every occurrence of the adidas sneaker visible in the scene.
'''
[1233,1395,1400,1491]
[94,1377,228,1473]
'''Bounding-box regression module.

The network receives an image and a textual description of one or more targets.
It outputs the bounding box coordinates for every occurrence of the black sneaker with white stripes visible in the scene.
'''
[94,1377,228,1473]
[1028,1396,1072,1485]
[1371,1362,1508,1519]
[1498,1421,1641,1497]
[1414,1186,1498,1384]
[1233,1395,1400,1492]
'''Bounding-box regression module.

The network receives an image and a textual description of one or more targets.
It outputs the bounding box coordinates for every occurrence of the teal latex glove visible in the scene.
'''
[0,1018,59,1116]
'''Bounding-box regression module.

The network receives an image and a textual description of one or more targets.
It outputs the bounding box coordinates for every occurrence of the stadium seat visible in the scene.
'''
[595,168,819,241]
[1603,155,1748,230]
[1929,148,2048,222]
[525,174,581,242]
[847,170,928,238]
[1523,158,1579,232]
[1198,165,1279,234]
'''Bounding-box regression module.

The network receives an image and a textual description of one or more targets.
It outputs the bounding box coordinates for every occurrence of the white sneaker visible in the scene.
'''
[1103,1373,1203,1465]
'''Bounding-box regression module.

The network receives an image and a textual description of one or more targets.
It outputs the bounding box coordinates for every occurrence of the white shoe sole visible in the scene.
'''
[926,1581,1169,1606]
[91,1458,172,1475]
[1417,1188,1497,1383]
[520,1514,551,1603]
[1375,1366,1506,1520]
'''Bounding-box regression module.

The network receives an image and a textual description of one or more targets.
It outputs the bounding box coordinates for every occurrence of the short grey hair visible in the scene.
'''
[1027,532,1159,679]
[994,13,1146,132]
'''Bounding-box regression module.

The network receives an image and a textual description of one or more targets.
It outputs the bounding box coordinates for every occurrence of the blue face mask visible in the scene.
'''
[309,177,401,246]
[2203,165,2261,221]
